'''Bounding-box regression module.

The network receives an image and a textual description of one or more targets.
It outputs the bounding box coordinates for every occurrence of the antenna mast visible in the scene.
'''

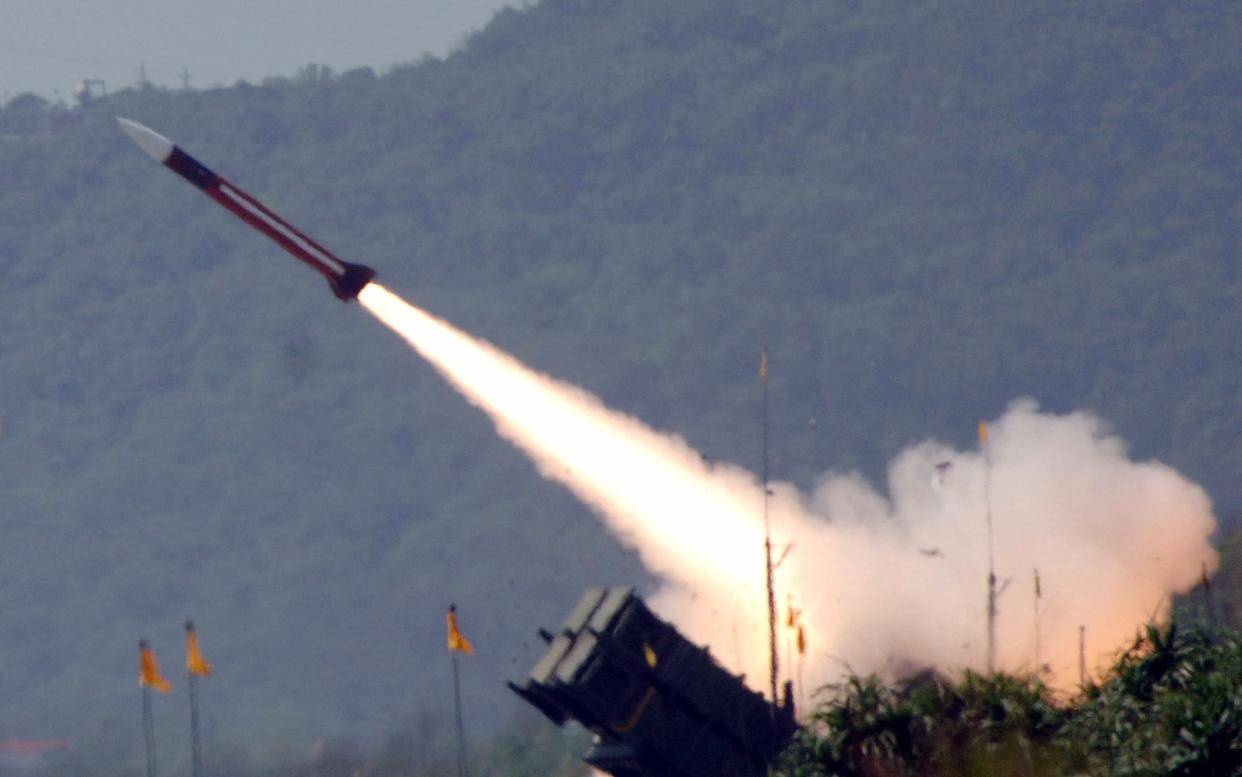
[761,348,778,714]
[981,421,997,674]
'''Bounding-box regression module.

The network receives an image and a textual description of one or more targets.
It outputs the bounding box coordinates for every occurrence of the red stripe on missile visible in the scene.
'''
[117,117,376,302]
[208,180,349,292]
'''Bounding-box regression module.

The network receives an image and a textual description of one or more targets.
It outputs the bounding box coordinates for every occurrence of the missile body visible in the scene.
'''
[117,117,375,302]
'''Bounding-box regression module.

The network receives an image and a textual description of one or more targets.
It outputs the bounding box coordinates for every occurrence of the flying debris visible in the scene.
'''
[116,117,376,302]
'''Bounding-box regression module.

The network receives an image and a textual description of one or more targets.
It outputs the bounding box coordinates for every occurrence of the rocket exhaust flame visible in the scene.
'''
[359,284,765,578]
[359,283,1218,698]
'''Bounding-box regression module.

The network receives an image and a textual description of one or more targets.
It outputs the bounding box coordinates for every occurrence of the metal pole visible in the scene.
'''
[189,672,203,777]
[797,649,805,716]
[142,685,157,777]
[984,439,997,674]
[1202,562,1216,633]
[1078,625,1086,687]
[784,604,792,692]
[761,347,778,717]
[1033,569,1042,676]
[451,651,468,777]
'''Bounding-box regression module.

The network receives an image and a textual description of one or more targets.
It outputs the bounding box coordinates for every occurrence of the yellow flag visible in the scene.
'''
[643,642,658,669]
[785,597,800,629]
[447,605,474,656]
[185,621,213,677]
[759,349,768,385]
[978,420,988,445]
[139,641,173,693]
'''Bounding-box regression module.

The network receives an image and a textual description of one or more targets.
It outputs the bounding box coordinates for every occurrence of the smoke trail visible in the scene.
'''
[359,283,1218,695]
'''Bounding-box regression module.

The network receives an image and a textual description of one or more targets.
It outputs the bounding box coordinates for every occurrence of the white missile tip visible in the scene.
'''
[116,117,174,162]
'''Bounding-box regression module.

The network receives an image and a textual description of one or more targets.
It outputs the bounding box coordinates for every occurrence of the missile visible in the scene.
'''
[117,117,376,302]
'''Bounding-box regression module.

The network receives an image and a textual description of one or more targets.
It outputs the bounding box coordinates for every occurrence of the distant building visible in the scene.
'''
[72,79,107,107]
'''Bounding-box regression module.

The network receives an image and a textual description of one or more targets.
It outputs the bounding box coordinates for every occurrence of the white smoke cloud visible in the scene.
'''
[681,399,1218,694]
[360,285,1218,702]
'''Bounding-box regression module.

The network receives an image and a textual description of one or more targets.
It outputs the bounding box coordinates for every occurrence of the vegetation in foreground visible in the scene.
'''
[778,620,1242,777]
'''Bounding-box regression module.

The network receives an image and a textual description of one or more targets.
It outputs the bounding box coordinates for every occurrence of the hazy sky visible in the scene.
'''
[2,0,517,103]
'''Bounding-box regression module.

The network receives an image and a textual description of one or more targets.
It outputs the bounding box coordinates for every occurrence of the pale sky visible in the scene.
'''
[2,0,518,103]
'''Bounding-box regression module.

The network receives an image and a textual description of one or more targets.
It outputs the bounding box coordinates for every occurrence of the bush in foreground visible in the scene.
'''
[778,622,1242,777]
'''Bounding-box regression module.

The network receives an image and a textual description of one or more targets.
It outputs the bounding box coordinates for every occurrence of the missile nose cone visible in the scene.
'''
[117,117,174,163]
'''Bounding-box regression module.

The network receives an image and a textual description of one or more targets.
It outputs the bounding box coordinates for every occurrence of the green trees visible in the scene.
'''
[779,623,1242,777]
[781,672,1065,776]
[1066,624,1242,776]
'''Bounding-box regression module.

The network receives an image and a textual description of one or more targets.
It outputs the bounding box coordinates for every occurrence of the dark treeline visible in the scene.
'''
[1,0,1241,765]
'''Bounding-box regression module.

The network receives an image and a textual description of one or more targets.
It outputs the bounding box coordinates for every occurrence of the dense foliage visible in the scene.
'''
[1,0,1240,765]
[779,622,1242,777]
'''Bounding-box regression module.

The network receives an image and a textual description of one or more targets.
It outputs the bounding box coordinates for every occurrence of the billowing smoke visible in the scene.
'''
[360,284,1217,698]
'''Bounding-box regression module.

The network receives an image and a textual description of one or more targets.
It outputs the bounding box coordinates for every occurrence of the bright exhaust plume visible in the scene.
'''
[359,283,1218,696]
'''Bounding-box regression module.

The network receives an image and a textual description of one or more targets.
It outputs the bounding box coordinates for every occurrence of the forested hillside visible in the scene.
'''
[2,0,1241,769]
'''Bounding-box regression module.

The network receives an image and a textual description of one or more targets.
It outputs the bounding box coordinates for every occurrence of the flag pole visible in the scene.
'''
[451,647,467,777]
[139,640,159,777]
[1201,562,1216,633]
[981,421,997,674]
[1078,625,1087,687]
[783,595,793,692]
[143,684,157,777]
[1033,569,1042,675]
[183,620,206,777]
[798,654,805,714]
[188,672,202,777]
[760,348,779,717]
[796,625,807,715]
[139,639,174,777]
[447,604,472,777]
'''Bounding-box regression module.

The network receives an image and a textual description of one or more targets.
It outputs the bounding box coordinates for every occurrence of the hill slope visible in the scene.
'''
[1,0,1241,763]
